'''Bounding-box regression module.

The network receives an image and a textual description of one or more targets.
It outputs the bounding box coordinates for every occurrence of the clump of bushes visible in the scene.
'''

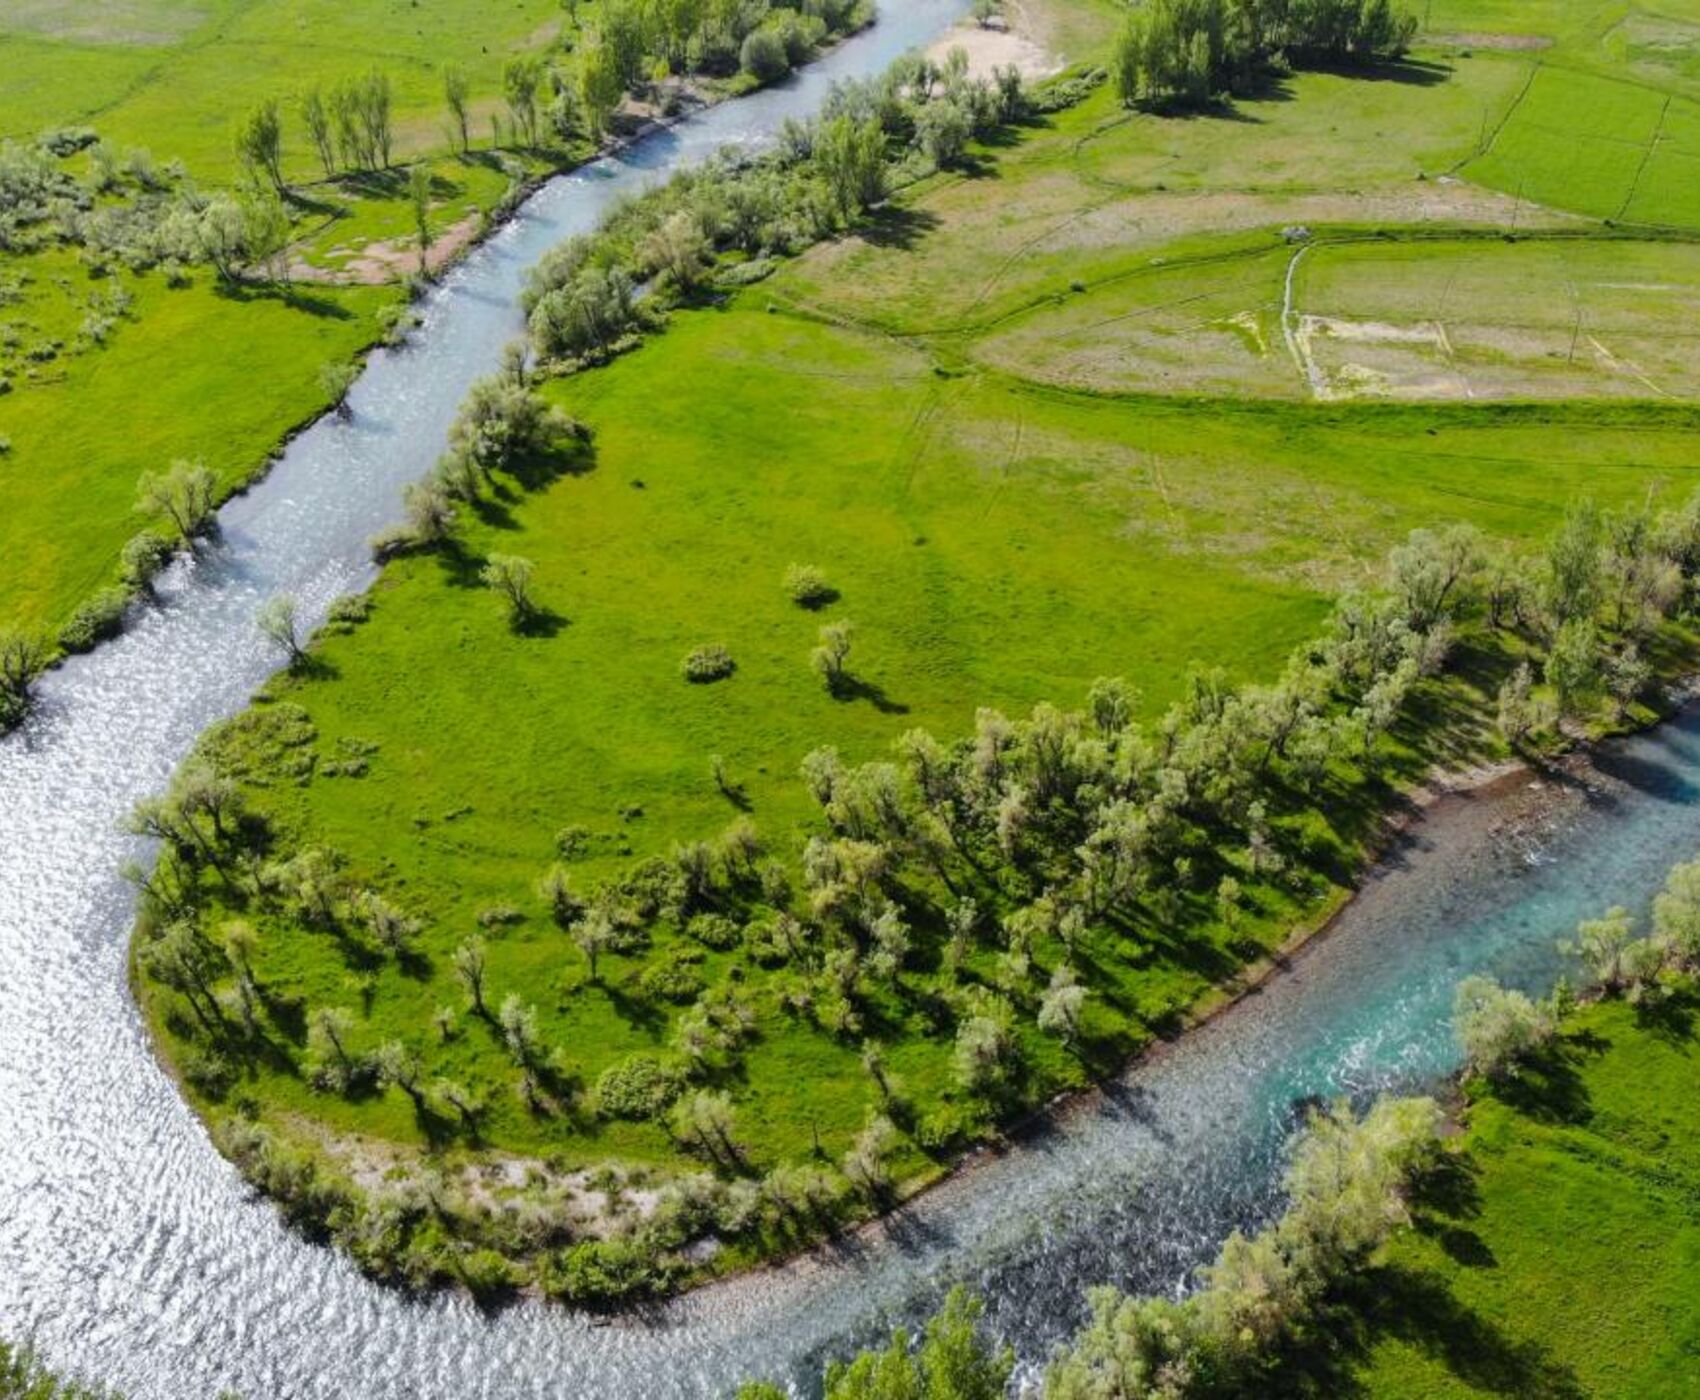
[783,562,836,608]
[681,643,735,683]
[58,586,129,653]
[595,1054,686,1120]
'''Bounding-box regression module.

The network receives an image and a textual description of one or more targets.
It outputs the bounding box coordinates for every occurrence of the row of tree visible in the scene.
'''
[524,48,1035,363]
[737,1094,1444,1398]
[1113,0,1419,107]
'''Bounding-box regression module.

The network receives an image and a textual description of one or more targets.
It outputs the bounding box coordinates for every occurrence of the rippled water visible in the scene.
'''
[6,9,1700,1392]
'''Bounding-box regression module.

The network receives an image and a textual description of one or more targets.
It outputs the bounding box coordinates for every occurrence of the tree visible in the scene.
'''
[453,935,489,1015]
[1038,962,1087,1045]
[1544,499,1603,628]
[1496,659,1541,748]
[915,98,974,169]
[1653,854,1700,966]
[639,210,713,294]
[401,478,455,544]
[136,459,217,544]
[1388,523,1482,630]
[443,64,472,152]
[498,994,543,1067]
[357,68,394,168]
[822,1287,1012,1400]
[408,163,433,277]
[481,553,537,626]
[815,115,887,223]
[234,98,286,193]
[953,1010,1017,1097]
[504,58,543,146]
[1567,905,1635,991]
[1605,644,1651,720]
[742,27,792,81]
[811,620,854,693]
[578,42,625,139]
[255,594,305,665]
[572,907,617,982]
[1452,975,1551,1079]
[301,86,336,176]
[0,630,44,731]
[1545,618,1601,720]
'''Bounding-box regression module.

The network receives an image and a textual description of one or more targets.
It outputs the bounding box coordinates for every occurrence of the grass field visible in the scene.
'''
[113,0,1700,1297]
[1309,995,1700,1397]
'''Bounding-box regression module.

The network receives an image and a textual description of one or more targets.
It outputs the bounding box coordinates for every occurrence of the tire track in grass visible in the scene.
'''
[1617,94,1672,223]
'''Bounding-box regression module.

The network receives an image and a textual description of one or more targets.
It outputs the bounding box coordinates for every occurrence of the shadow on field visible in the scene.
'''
[858,205,941,250]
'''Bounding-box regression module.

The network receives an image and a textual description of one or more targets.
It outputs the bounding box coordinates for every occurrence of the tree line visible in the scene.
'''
[738,1093,1445,1398]
[523,47,1047,365]
[1112,0,1419,108]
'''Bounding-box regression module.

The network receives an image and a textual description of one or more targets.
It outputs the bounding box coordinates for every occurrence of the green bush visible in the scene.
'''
[686,912,742,950]
[595,1054,686,1120]
[638,951,707,1004]
[681,642,735,683]
[740,28,791,83]
[59,586,129,652]
[120,530,175,589]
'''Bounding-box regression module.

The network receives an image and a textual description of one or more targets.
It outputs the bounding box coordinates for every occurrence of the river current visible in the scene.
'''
[6,6,1700,1395]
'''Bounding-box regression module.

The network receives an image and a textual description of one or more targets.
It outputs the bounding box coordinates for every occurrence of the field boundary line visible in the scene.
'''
[1449,56,1541,174]
[1617,95,1672,223]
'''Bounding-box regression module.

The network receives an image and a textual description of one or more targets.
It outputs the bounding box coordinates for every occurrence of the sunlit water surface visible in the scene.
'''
[6,8,1700,1392]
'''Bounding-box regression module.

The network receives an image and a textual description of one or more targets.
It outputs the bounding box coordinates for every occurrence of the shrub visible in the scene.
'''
[681,643,735,683]
[638,951,707,1004]
[687,912,742,950]
[120,529,175,588]
[59,586,129,652]
[783,562,835,608]
[596,1054,686,1120]
[740,28,791,83]
[545,1239,662,1304]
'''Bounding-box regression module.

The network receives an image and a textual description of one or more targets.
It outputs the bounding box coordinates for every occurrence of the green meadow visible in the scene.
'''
[1322,996,1700,1397]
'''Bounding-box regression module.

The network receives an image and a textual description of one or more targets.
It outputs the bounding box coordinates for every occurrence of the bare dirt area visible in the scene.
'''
[928,19,1062,79]
[1048,181,1578,255]
[292,212,484,285]
[1426,31,1554,50]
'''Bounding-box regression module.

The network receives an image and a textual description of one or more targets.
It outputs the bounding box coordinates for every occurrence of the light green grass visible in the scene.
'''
[138,283,1700,1180]
[0,0,570,180]
[0,261,394,636]
[1316,996,1700,1398]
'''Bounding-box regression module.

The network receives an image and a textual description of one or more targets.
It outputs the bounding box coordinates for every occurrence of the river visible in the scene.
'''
[6,6,1700,1395]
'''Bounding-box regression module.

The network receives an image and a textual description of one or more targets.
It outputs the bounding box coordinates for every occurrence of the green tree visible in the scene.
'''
[1452,975,1552,1079]
[255,594,305,665]
[234,98,286,192]
[136,459,217,544]
[504,58,543,146]
[300,85,336,176]
[443,64,472,152]
[1545,618,1601,720]
[481,553,538,625]
[578,42,625,138]
[408,163,433,276]
[822,1287,1012,1399]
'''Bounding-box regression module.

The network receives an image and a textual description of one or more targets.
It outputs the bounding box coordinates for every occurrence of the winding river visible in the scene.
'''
[5,7,1700,1394]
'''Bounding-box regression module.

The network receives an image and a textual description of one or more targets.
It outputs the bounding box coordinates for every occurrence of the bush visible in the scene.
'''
[740,28,791,83]
[59,586,129,652]
[687,912,742,950]
[596,1054,686,1120]
[638,951,707,1004]
[120,529,175,588]
[545,1239,662,1304]
[784,562,835,608]
[681,643,735,683]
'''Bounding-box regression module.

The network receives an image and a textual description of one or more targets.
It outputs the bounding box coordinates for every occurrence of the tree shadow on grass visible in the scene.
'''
[1489,1033,1600,1127]
[512,605,568,639]
[213,278,355,320]
[829,673,910,715]
[856,204,942,251]
[1301,1264,1585,1399]
[595,981,667,1038]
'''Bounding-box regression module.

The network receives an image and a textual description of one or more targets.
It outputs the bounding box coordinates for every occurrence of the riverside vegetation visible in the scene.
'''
[122,0,1700,1303]
[0,0,877,704]
[739,852,1700,1399]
